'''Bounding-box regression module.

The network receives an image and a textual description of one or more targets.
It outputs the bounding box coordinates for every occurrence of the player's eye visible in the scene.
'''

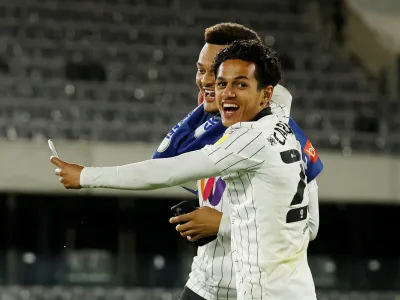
[197,69,206,75]
[236,82,247,88]
[217,82,226,88]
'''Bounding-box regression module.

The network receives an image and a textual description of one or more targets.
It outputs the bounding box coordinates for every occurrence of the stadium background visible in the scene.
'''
[0,0,400,299]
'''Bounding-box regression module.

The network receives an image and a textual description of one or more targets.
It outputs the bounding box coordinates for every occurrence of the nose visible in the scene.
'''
[201,71,214,87]
[222,84,235,98]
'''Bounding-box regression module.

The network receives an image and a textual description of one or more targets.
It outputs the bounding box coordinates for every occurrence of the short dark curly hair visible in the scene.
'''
[212,39,282,89]
[204,22,261,45]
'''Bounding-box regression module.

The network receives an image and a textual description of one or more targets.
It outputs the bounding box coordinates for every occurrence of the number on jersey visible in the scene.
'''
[280,149,308,223]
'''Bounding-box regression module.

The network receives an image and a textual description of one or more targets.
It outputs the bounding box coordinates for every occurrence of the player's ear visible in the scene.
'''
[260,85,274,108]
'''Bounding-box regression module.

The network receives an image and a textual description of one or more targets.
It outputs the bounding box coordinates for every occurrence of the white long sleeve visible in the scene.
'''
[80,150,220,190]
[307,179,319,241]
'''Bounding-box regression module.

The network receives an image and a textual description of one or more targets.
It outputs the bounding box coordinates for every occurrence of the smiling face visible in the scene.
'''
[215,59,273,127]
[196,43,227,113]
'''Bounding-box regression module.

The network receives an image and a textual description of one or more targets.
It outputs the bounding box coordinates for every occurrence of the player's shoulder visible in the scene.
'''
[251,113,299,149]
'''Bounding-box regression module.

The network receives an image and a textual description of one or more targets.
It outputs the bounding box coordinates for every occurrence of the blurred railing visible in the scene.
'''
[0,286,399,300]
[0,251,400,291]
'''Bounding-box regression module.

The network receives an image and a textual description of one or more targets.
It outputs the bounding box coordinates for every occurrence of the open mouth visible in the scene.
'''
[204,89,215,102]
[222,102,240,113]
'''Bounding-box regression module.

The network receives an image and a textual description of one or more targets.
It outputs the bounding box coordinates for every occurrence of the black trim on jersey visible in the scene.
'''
[237,132,263,154]
[291,166,306,206]
[225,128,250,149]
[286,205,308,223]
[251,107,272,121]
[280,149,301,164]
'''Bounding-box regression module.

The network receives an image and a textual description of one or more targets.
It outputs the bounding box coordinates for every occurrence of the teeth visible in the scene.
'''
[223,103,239,108]
[205,90,215,96]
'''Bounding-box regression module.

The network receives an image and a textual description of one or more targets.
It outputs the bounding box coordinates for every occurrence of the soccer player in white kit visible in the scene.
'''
[52,39,317,299]
[153,23,315,300]
[157,23,319,300]
[207,40,316,300]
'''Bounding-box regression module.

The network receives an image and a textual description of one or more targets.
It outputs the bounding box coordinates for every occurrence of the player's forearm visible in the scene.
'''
[307,180,319,241]
[80,150,220,190]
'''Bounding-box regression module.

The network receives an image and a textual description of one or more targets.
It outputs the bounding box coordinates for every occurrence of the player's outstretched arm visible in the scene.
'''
[51,125,265,191]
[50,150,220,190]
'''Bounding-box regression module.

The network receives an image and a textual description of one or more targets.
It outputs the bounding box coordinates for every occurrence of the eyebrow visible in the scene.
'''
[216,75,249,81]
[196,62,203,67]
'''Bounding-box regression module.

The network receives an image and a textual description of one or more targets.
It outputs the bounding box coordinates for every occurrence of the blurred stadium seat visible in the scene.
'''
[0,0,391,153]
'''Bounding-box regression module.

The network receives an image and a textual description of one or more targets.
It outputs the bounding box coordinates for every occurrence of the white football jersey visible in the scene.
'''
[185,85,293,300]
[201,112,316,300]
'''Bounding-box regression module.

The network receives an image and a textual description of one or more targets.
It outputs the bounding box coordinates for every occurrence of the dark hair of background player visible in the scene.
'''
[204,22,262,45]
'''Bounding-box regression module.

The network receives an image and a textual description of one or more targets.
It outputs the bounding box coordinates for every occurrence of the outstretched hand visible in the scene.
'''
[50,156,84,189]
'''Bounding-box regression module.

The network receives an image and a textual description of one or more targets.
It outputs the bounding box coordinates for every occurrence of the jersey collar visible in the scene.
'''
[251,107,272,122]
